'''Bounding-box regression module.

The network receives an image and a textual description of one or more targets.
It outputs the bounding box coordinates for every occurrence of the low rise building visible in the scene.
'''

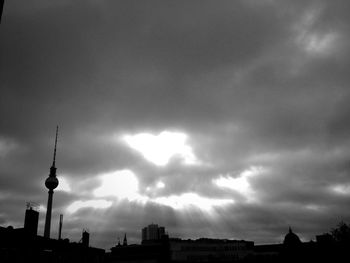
[169,238,254,262]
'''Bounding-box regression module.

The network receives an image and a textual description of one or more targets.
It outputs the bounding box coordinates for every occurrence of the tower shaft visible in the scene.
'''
[44,189,54,238]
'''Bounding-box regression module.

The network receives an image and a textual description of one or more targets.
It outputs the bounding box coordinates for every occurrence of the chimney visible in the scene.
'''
[58,214,63,240]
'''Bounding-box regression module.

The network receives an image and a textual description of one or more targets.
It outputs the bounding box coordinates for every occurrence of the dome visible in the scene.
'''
[283,227,301,246]
[45,176,59,190]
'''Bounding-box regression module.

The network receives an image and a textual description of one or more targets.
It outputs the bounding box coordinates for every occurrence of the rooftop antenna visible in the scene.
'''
[26,202,39,211]
[52,126,58,167]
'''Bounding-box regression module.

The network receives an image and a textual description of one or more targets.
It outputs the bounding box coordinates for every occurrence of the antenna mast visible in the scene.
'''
[53,126,58,167]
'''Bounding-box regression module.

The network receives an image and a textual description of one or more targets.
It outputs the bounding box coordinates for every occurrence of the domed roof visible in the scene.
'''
[283,227,301,246]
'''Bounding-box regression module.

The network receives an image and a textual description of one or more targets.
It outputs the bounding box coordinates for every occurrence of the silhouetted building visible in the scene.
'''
[316,233,335,246]
[109,226,254,263]
[24,203,39,236]
[169,238,254,262]
[253,227,313,263]
[44,126,60,238]
[109,225,170,262]
[109,242,170,263]
[283,227,301,247]
[109,235,170,263]
[142,224,167,243]
[82,230,90,247]
[159,226,165,238]
[123,233,127,246]
[253,243,283,262]
[0,225,105,263]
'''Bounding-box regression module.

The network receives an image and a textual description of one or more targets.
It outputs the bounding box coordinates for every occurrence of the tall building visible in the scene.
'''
[82,230,90,247]
[44,126,60,238]
[158,226,165,238]
[24,203,39,236]
[142,224,166,243]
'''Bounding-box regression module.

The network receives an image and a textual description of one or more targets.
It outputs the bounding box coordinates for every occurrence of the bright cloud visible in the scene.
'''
[152,192,234,211]
[294,8,338,56]
[122,131,198,166]
[213,166,265,202]
[156,181,165,189]
[330,184,350,195]
[302,32,338,55]
[66,200,113,214]
[305,204,324,212]
[146,181,166,192]
[93,170,148,202]
[56,176,71,192]
[91,169,233,212]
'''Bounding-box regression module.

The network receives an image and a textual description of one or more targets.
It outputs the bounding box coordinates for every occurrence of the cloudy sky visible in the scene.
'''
[1,0,350,250]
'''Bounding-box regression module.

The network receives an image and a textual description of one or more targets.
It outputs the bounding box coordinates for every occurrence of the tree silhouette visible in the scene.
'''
[331,221,350,243]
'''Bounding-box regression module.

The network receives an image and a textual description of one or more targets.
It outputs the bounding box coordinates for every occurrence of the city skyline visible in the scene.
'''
[1,0,350,249]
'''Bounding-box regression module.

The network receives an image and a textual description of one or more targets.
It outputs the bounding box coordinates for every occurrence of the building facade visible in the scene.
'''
[142,224,166,243]
[169,238,254,262]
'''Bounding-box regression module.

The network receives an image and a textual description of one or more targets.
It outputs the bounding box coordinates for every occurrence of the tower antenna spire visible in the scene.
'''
[53,125,58,167]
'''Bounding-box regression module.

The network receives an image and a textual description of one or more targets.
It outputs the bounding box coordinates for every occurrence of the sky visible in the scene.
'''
[1,0,350,250]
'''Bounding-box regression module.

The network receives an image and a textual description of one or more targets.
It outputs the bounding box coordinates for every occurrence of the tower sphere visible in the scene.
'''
[45,176,59,190]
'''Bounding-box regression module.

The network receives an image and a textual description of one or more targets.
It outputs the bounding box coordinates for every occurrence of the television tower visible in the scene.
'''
[44,126,60,238]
